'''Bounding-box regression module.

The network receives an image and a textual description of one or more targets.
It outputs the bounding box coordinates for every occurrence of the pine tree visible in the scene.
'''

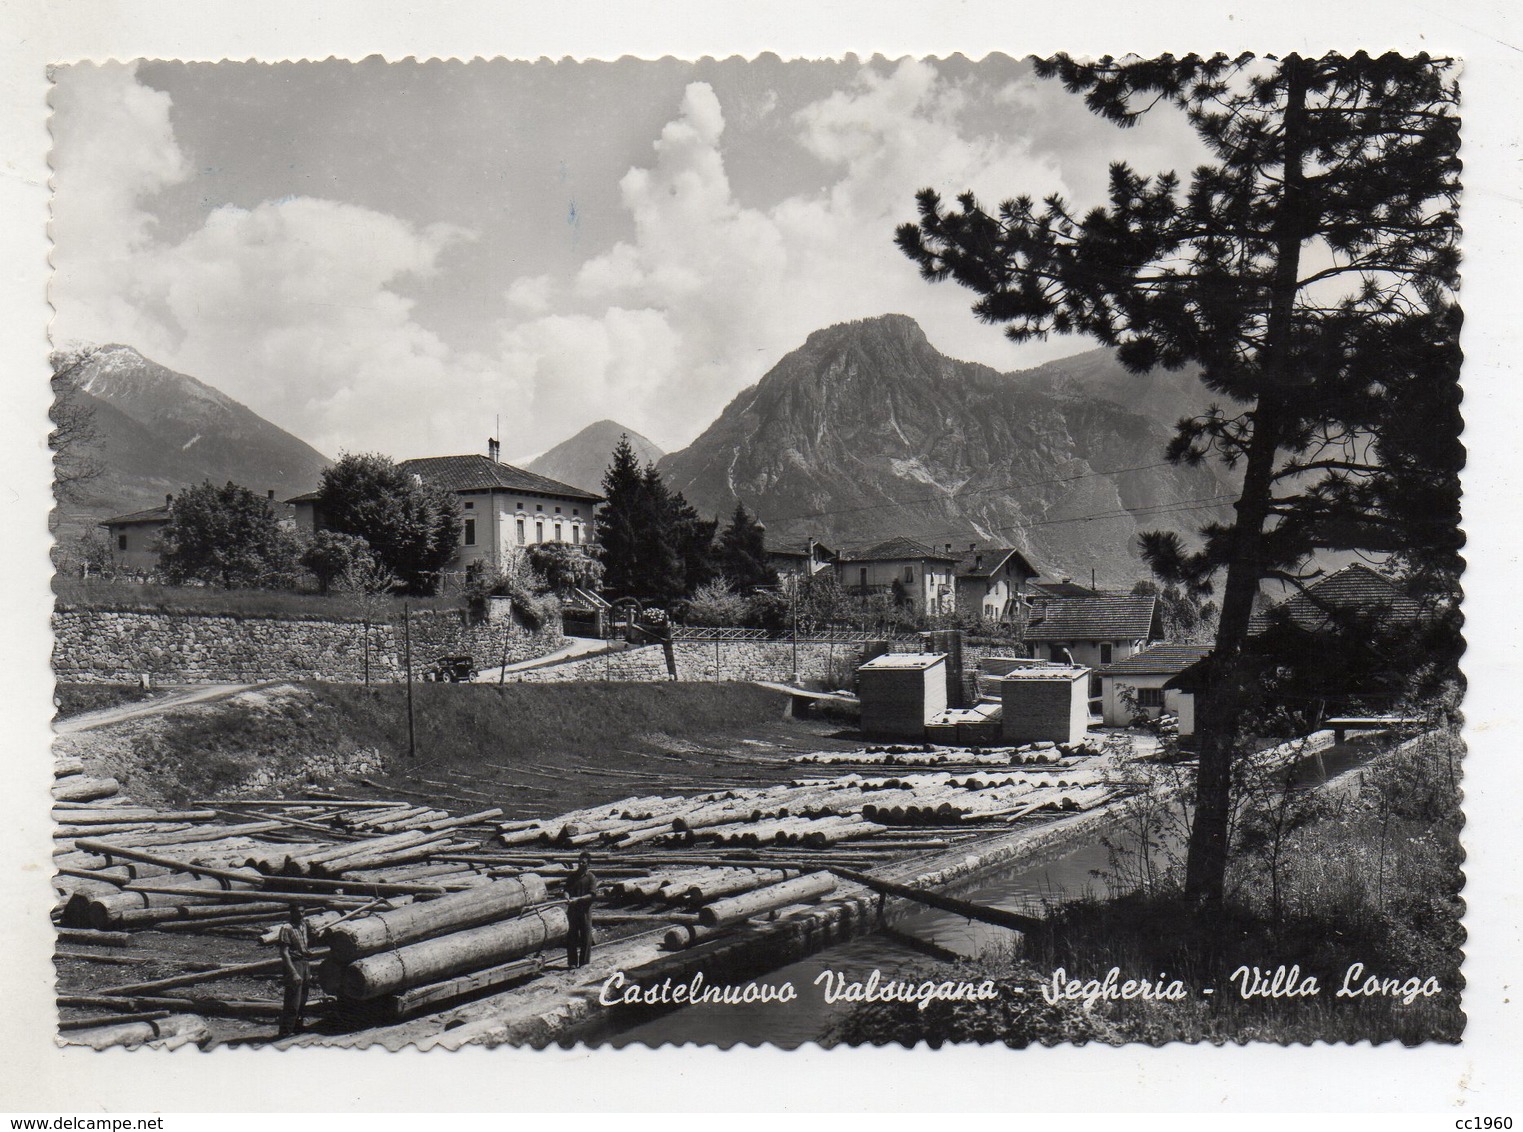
[596,435,648,599]
[897,53,1460,924]
[715,503,778,592]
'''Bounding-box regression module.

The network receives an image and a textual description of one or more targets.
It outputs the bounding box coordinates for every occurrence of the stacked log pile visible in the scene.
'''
[53,736,1132,1041]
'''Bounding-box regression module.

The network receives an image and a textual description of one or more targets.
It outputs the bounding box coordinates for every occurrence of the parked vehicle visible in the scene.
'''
[422,655,477,683]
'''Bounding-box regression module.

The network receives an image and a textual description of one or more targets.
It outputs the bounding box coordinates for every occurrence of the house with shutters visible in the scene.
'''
[288,441,601,576]
[836,537,959,616]
[98,497,173,574]
[953,544,1040,625]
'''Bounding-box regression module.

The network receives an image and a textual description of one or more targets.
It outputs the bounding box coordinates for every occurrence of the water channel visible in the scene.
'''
[596,736,1383,1047]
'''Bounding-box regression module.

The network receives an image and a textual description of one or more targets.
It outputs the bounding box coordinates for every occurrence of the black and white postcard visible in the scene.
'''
[3,0,1521,1116]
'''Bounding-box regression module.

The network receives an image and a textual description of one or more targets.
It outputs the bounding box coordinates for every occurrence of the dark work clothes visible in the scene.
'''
[276,918,312,1037]
[565,867,598,968]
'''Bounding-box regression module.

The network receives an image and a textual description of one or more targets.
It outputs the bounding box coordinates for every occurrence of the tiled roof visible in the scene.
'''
[99,505,170,526]
[1098,642,1214,677]
[1251,564,1424,635]
[284,490,320,504]
[956,546,1039,579]
[1025,594,1159,642]
[398,455,601,502]
[1028,580,1098,599]
[765,538,836,559]
[840,537,960,563]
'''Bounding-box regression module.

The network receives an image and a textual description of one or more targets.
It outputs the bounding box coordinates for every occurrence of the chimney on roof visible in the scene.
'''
[975,553,983,570]
[267,489,275,500]
[165,493,173,508]
[945,543,952,554]
[487,437,501,463]
[969,542,977,552]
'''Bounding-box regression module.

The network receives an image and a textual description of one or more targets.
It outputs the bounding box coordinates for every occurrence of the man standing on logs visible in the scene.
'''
[565,852,598,969]
[276,905,313,1037]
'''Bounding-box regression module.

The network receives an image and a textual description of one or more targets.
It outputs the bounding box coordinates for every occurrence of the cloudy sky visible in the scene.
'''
[49,56,1206,460]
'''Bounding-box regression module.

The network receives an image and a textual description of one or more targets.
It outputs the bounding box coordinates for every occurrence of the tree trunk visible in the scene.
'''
[1183,55,1310,926]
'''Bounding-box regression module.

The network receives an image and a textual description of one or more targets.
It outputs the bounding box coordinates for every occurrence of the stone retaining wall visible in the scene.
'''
[512,639,868,686]
[53,597,563,685]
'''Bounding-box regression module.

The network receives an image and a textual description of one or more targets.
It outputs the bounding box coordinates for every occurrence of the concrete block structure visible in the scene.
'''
[857,652,948,741]
[999,665,1091,746]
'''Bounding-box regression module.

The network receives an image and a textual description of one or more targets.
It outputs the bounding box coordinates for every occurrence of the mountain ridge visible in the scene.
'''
[657,314,1237,585]
[525,419,664,495]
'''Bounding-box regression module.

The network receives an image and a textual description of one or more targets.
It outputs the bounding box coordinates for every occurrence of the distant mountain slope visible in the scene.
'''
[525,419,664,495]
[657,314,1238,586]
[52,344,332,541]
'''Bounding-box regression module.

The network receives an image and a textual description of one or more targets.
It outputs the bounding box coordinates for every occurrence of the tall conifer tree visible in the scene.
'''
[897,52,1461,926]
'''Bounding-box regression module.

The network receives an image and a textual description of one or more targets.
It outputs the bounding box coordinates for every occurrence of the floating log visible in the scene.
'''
[52,777,120,803]
[337,906,569,1000]
[321,874,548,962]
[661,923,724,950]
[696,872,836,928]
[84,821,286,849]
[54,757,86,779]
[379,957,543,1020]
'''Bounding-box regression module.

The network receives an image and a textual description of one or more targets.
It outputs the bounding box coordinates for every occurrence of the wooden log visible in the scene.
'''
[338,906,569,1000]
[73,839,447,896]
[379,957,544,1019]
[419,808,504,833]
[55,822,193,840]
[85,821,286,849]
[57,1009,171,1031]
[321,874,548,962]
[661,923,723,950]
[84,875,263,929]
[58,1013,212,1050]
[696,872,836,928]
[58,993,283,1019]
[110,901,293,930]
[94,955,301,997]
[675,868,794,905]
[315,835,459,876]
[53,809,219,825]
[52,776,120,803]
[54,756,86,779]
[56,927,130,947]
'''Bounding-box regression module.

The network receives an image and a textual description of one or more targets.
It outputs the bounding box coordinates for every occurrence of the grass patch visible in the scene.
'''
[54,577,461,622]
[97,681,844,815]
[832,731,1465,1046]
[53,683,158,721]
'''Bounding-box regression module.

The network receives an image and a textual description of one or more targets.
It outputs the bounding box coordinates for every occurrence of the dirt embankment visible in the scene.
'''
[53,680,857,814]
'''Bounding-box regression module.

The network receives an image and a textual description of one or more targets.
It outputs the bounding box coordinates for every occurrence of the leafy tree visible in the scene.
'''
[1132,579,1218,642]
[314,453,461,595]
[49,348,105,507]
[715,503,777,592]
[527,540,606,593]
[159,481,298,589]
[897,53,1460,922]
[301,530,375,595]
[682,579,750,627]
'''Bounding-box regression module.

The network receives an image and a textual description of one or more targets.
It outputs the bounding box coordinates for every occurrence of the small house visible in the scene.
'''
[954,544,1040,625]
[765,537,838,579]
[1024,592,1162,669]
[1096,642,1213,732]
[837,537,959,616]
[98,497,173,574]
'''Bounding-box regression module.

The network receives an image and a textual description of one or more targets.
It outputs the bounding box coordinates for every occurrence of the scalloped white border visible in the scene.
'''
[4,0,1520,1114]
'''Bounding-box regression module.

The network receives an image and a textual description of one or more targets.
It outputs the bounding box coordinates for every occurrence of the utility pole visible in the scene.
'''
[790,579,799,684]
[403,602,416,761]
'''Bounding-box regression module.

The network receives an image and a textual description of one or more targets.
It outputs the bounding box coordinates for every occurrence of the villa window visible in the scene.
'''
[516,518,525,546]
[1100,642,1113,665]
[536,521,544,542]
[1137,687,1165,709]
[463,518,476,546]
[554,522,563,541]
[903,565,914,584]
[117,533,127,552]
[572,526,580,546]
